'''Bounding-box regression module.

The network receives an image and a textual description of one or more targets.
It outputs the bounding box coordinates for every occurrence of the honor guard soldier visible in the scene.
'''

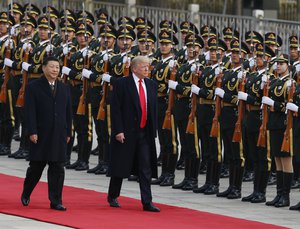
[5,14,37,159]
[170,33,205,191]
[265,32,282,77]
[192,37,228,194]
[42,6,61,47]
[215,39,250,199]
[263,54,295,208]
[135,17,153,33]
[134,30,157,64]
[222,27,239,69]
[82,24,117,175]
[151,30,179,186]
[200,25,217,54]
[9,2,24,43]
[176,21,199,66]
[23,4,41,45]
[244,30,263,73]
[62,23,96,171]
[238,43,275,203]
[0,11,15,156]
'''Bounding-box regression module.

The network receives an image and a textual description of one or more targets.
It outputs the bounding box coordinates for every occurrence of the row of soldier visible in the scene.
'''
[0,2,300,211]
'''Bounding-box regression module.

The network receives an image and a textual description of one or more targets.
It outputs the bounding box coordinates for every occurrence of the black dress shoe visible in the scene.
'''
[182,179,198,191]
[14,150,29,159]
[0,147,11,156]
[75,161,89,171]
[275,194,290,208]
[87,164,102,173]
[289,201,300,210]
[160,174,175,186]
[266,194,281,206]
[291,180,300,189]
[50,203,67,211]
[95,165,108,175]
[227,188,241,199]
[172,178,188,189]
[176,161,185,170]
[220,168,229,178]
[151,175,165,185]
[143,203,160,212]
[193,183,210,193]
[268,174,277,185]
[204,185,219,195]
[107,196,120,208]
[216,187,232,197]
[8,148,23,158]
[90,146,99,155]
[66,160,80,169]
[243,171,254,182]
[241,192,256,202]
[21,194,30,206]
[251,193,266,203]
[128,175,138,181]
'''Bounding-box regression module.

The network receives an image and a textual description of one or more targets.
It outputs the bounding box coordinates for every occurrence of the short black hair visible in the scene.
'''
[42,56,60,66]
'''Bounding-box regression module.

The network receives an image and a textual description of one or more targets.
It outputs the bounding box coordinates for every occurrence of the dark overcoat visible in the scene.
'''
[108,74,158,178]
[25,75,72,162]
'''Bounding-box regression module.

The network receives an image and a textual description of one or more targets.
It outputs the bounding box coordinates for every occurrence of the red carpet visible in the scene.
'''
[0,173,287,229]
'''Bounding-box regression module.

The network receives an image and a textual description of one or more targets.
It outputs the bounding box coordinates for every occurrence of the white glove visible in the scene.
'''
[238,91,248,101]
[215,88,225,98]
[22,62,31,71]
[286,79,292,87]
[168,59,175,69]
[168,79,178,90]
[190,64,197,73]
[62,66,71,75]
[82,49,88,57]
[261,74,268,83]
[272,62,277,71]
[82,68,92,79]
[215,67,222,75]
[191,84,200,95]
[296,64,300,73]
[123,56,131,64]
[286,102,299,112]
[10,27,16,36]
[63,46,69,55]
[103,53,109,61]
[205,51,210,61]
[102,73,111,83]
[249,57,255,68]
[237,71,244,79]
[22,43,31,51]
[4,58,13,67]
[261,96,274,107]
[45,44,54,53]
[4,39,13,48]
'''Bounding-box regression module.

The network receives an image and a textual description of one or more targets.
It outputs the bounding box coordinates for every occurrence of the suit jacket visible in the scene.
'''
[25,75,72,162]
[108,74,158,178]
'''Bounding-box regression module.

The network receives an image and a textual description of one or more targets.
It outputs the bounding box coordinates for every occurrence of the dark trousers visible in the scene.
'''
[108,129,152,205]
[22,161,65,205]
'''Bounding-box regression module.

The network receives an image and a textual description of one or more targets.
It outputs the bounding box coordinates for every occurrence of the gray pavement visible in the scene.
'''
[0,139,300,229]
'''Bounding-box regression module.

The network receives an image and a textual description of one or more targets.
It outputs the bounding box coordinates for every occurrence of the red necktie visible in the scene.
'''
[139,79,146,128]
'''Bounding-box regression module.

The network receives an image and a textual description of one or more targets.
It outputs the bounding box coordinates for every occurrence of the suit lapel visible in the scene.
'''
[128,75,141,114]
[40,75,54,98]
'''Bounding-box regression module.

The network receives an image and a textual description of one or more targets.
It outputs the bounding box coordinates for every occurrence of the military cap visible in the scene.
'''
[276,54,289,63]
[37,16,56,30]
[9,2,24,16]
[137,30,156,43]
[230,39,250,54]
[99,25,117,39]
[289,35,299,48]
[180,21,199,34]
[20,14,37,28]
[60,9,77,22]
[60,19,76,32]
[118,16,135,30]
[77,10,95,24]
[158,31,179,45]
[264,32,282,47]
[185,33,204,48]
[117,27,136,40]
[255,43,275,57]
[95,9,115,27]
[135,17,153,30]
[223,27,239,40]
[208,37,228,52]
[200,25,217,37]
[76,22,94,36]
[24,4,41,16]
[245,31,263,44]
[0,11,15,26]
[159,20,178,33]
[42,6,59,19]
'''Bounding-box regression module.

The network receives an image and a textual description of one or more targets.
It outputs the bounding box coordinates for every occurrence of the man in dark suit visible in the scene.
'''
[107,55,160,212]
[21,56,72,211]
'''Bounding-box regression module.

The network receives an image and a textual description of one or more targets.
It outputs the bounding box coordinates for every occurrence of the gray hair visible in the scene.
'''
[131,56,150,70]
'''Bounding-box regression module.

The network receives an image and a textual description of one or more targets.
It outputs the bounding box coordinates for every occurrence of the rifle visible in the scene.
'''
[97,19,109,121]
[76,3,89,115]
[257,42,269,147]
[122,14,130,77]
[297,26,300,84]
[62,1,69,83]
[162,21,177,129]
[0,6,13,103]
[46,0,53,56]
[232,30,245,142]
[16,4,30,107]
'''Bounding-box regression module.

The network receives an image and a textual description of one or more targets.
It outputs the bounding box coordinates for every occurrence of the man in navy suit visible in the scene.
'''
[107,56,160,212]
[21,56,72,211]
